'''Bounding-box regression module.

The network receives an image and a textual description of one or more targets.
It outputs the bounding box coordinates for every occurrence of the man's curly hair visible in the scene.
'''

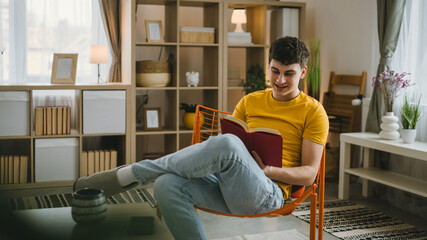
[269,36,310,67]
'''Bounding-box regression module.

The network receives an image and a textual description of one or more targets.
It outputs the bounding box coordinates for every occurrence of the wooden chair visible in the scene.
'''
[192,105,326,240]
[323,71,367,133]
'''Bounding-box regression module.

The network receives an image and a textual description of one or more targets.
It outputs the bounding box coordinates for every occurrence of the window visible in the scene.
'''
[0,0,109,84]
[392,0,427,104]
[392,0,427,142]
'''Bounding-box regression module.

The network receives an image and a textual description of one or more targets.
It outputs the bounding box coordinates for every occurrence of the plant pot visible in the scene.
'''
[379,112,400,140]
[183,113,204,130]
[401,129,417,144]
[183,113,196,130]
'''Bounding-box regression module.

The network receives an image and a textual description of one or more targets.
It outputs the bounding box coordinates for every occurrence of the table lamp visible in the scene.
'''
[90,45,109,83]
[231,8,247,33]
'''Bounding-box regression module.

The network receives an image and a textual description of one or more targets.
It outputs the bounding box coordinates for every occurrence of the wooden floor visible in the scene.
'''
[1,180,426,240]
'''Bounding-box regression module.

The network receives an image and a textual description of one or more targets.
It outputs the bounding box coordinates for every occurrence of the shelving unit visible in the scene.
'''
[223,1,306,112]
[338,132,427,199]
[122,0,305,162]
[0,0,305,190]
[0,84,131,189]
[122,0,223,162]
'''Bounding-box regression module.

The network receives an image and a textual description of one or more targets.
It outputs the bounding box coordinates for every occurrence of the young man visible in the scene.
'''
[74,36,329,240]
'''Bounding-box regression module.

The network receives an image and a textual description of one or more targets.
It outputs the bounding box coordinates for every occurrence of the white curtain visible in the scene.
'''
[3,0,109,84]
[392,0,427,142]
[388,0,427,219]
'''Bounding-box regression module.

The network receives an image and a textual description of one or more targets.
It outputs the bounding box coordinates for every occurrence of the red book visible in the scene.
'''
[220,117,283,168]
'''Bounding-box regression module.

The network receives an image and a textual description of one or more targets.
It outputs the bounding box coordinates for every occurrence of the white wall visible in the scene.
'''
[299,0,379,101]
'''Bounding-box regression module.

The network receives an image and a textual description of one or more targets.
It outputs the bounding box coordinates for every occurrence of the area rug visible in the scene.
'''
[212,229,307,240]
[9,188,157,210]
[291,199,427,240]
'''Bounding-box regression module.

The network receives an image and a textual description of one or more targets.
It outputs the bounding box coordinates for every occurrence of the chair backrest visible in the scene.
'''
[323,71,367,133]
[327,71,367,96]
[191,105,232,145]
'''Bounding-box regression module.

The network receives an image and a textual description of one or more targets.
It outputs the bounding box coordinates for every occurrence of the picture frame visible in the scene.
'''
[144,107,162,130]
[145,20,164,43]
[51,53,78,84]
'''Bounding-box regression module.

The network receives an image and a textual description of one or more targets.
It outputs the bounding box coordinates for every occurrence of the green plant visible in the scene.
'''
[400,94,421,129]
[372,70,412,112]
[306,39,320,100]
[243,65,267,94]
[180,103,198,113]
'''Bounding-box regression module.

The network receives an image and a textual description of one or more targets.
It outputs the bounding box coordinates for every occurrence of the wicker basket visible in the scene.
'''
[136,60,169,73]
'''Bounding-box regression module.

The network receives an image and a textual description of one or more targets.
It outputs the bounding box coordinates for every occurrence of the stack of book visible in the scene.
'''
[35,106,71,135]
[0,155,28,184]
[227,32,252,45]
[80,150,118,177]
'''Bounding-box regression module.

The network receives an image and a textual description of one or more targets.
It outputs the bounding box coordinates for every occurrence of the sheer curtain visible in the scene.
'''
[388,0,427,219]
[3,0,109,84]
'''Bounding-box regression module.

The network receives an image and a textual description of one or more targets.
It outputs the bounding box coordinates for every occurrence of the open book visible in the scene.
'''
[220,117,282,168]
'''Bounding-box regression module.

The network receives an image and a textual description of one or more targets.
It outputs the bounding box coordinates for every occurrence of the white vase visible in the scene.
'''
[401,129,417,144]
[379,112,400,140]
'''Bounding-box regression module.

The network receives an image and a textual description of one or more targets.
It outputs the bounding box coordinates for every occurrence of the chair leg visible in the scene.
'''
[310,193,317,240]
[318,180,325,240]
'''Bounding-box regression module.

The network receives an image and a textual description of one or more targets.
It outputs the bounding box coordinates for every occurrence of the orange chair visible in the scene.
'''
[192,105,326,240]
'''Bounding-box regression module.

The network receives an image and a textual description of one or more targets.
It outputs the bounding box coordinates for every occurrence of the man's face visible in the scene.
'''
[269,59,307,102]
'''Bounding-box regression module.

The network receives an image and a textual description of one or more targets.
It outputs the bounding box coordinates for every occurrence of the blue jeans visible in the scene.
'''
[131,134,284,240]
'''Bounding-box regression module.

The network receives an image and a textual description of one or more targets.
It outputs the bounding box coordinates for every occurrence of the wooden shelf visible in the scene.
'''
[136,42,178,46]
[345,167,427,198]
[339,132,427,200]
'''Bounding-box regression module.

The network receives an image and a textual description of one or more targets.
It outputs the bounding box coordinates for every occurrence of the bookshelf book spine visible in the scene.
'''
[13,155,20,184]
[104,150,111,170]
[19,155,28,184]
[46,107,52,135]
[35,107,44,136]
[99,150,105,172]
[88,151,95,175]
[57,107,63,135]
[94,150,100,173]
[43,107,47,135]
[63,107,67,135]
[4,155,8,184]
[0,155,5,184]
[67,107,71,134]
[52,107,57,135]
[110,150,117,169]
[80,151,88,177]
[8,155,13,184]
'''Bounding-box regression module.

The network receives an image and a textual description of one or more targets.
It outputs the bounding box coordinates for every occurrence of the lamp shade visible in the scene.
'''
[90,45,109,64]
[231,9,247,24]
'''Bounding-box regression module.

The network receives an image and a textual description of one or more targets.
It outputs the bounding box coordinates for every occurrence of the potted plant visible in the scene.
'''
[400,94,421,143]
[243,65,267,94]
[180,103,200,130]
[372,70,413,139]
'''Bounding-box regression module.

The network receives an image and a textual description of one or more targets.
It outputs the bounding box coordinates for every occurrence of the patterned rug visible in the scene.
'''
[291,200,427,240]
[9,188,157,210]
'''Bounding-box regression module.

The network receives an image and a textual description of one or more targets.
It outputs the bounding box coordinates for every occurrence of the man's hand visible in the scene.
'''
[251,151,272,177]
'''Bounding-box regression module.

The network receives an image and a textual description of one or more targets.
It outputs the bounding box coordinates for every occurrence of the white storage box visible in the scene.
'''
[0,91,30,136]
[35,138,79,182]
[83,90,126,134]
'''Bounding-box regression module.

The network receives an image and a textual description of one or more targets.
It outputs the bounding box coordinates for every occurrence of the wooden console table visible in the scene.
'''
[338,132,427,199]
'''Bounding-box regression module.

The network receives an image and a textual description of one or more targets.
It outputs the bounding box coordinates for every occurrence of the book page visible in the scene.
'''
[222,116,250,131]
[250,127,281,135]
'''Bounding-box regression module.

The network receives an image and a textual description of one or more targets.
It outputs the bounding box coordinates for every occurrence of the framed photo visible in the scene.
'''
[144,107,162,130]
[51,53,78,84]
[145,20,164,43]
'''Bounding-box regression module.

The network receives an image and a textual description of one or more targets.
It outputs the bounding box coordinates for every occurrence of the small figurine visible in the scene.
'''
[186,71,199,87]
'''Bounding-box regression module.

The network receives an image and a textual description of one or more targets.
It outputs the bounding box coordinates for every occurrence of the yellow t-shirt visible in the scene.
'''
[232,90,329,199]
